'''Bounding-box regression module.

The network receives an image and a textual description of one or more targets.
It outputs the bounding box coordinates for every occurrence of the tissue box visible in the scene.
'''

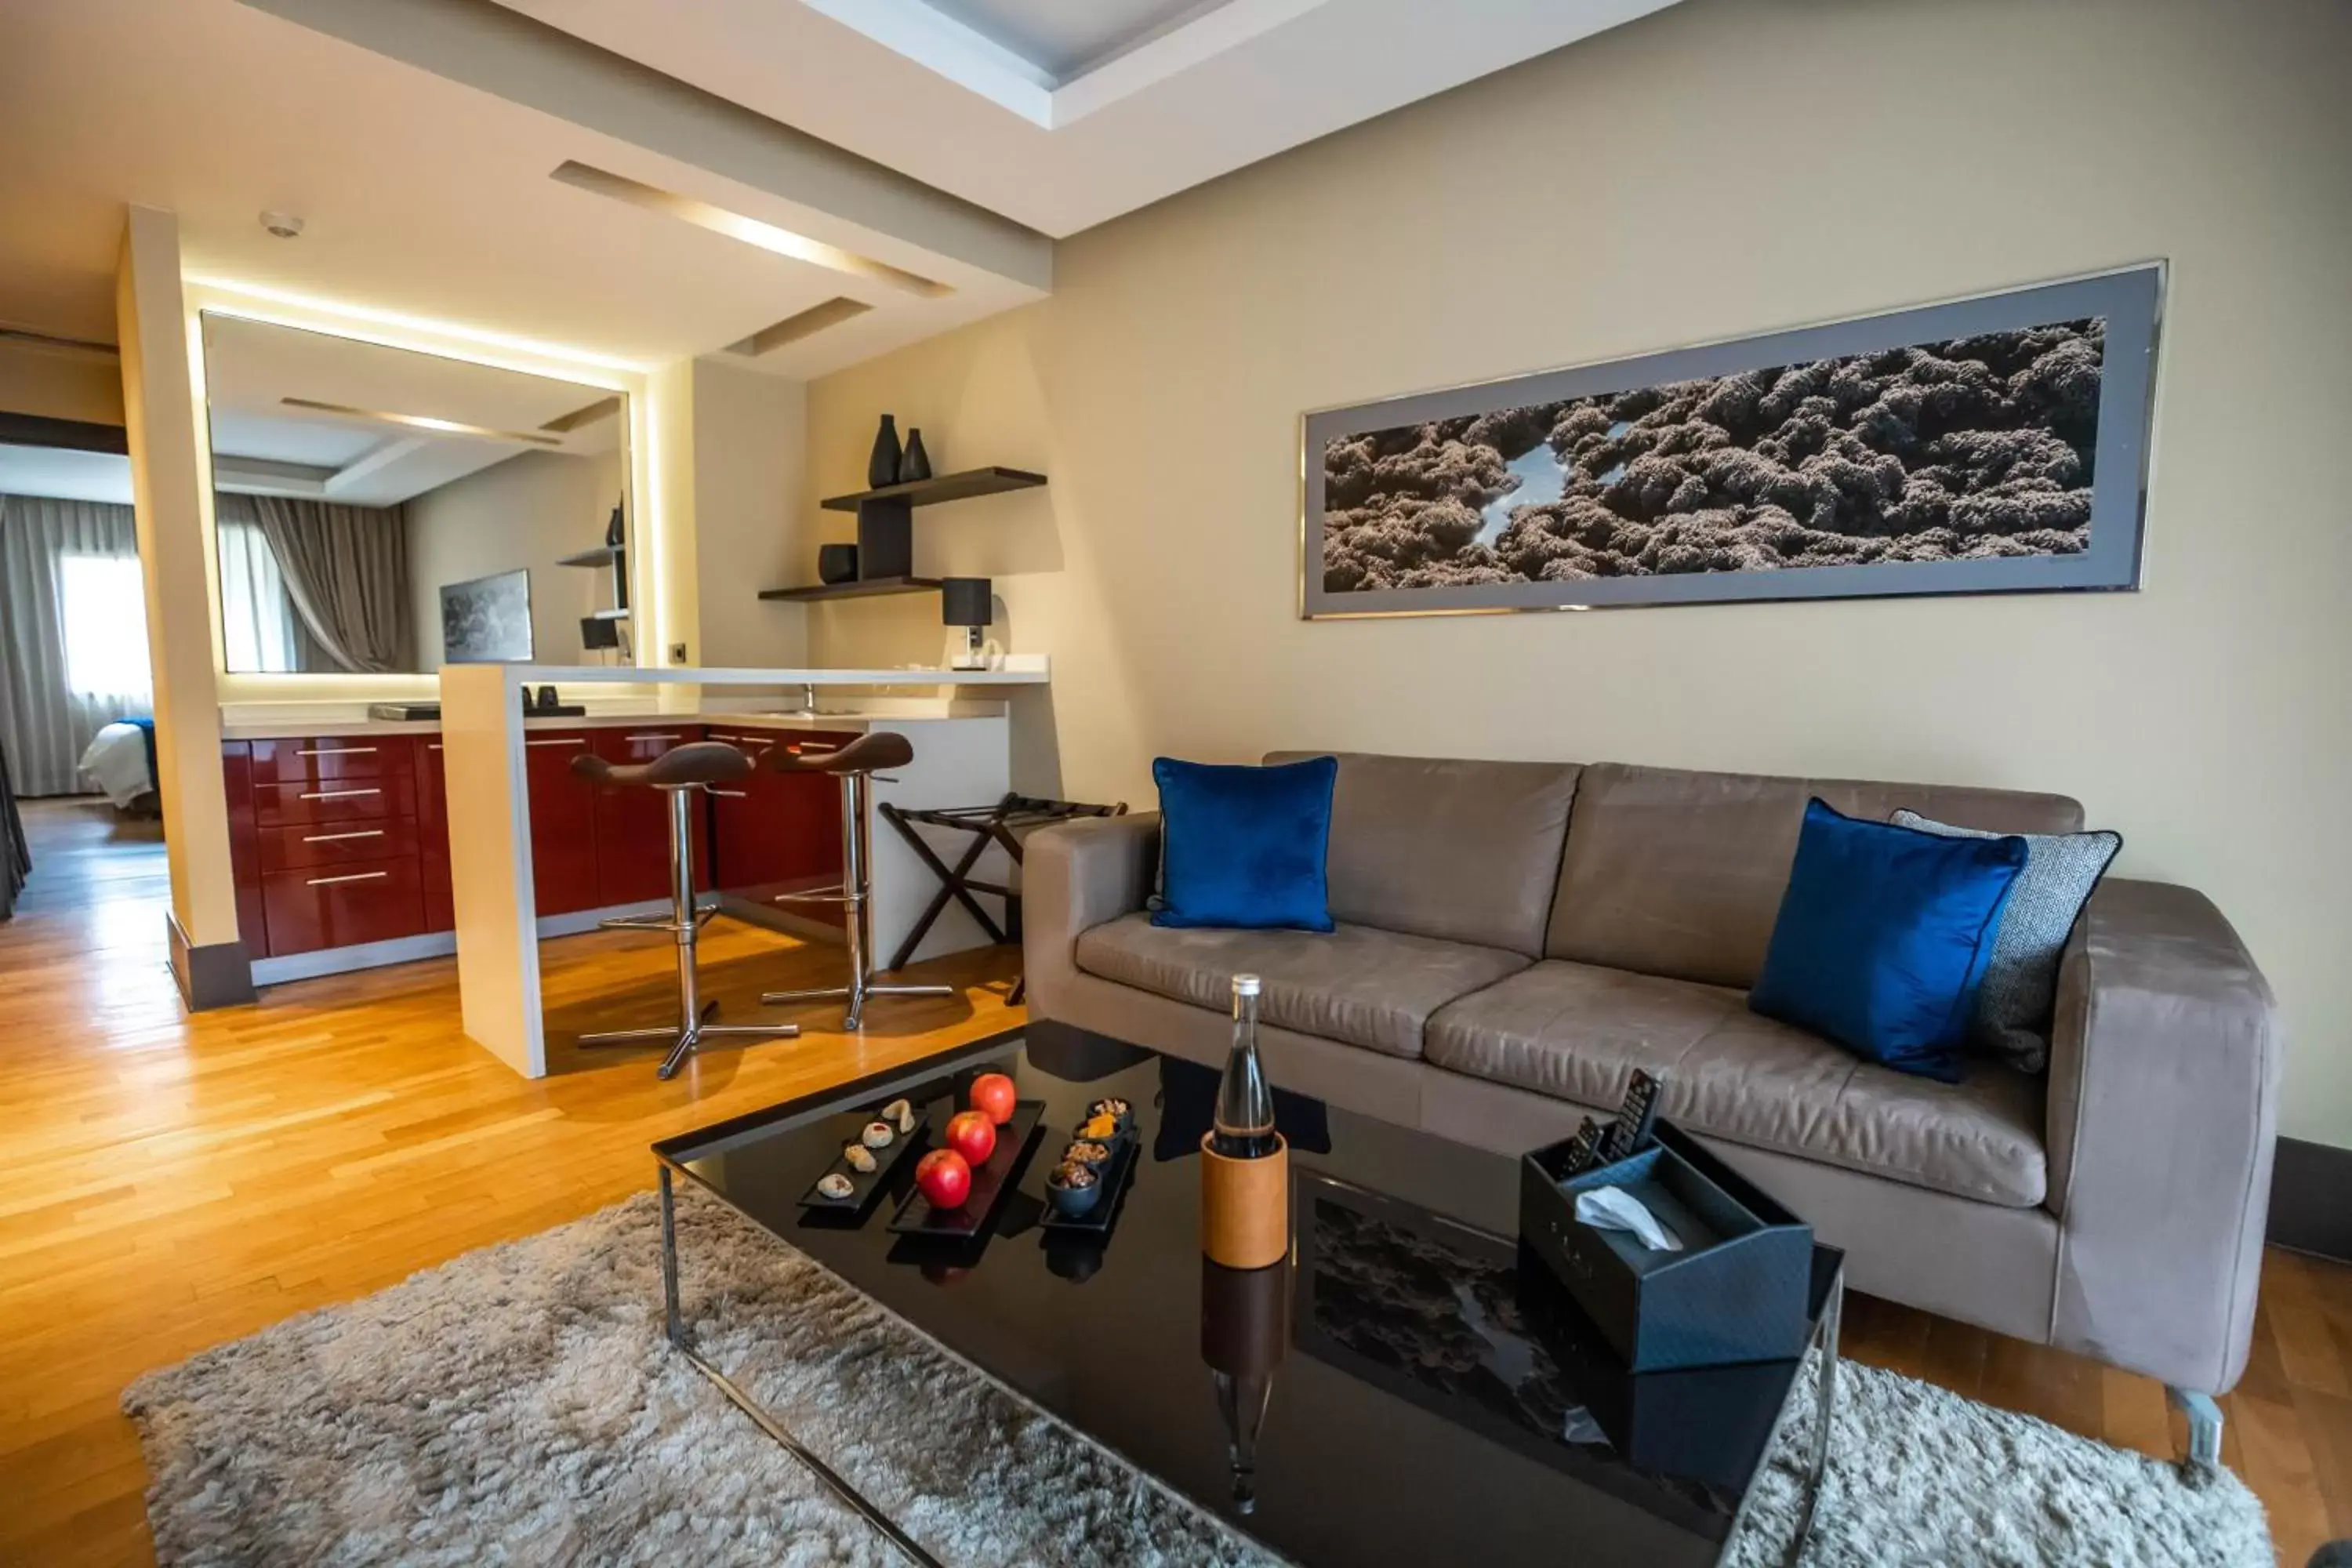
[1519,1120,1813,1371]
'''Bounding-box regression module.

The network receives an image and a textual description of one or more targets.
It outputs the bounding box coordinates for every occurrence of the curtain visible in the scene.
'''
[216,510,301,673]
[0,493,154,797]
[1,730,27,917]
[243,494,413,673]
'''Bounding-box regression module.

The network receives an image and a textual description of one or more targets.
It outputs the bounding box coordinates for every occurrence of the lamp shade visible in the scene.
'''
[941,577,994,627]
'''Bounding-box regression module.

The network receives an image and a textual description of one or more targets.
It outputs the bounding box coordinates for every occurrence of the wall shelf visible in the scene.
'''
[555,545,623,568]
[759,575,945,604]
[818,466,1047,514]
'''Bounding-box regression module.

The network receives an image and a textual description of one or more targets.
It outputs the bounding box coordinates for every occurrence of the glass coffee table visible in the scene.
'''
[652,1024,1841,1567]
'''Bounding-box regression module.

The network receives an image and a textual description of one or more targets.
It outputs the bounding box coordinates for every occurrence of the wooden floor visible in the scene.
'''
[0,796,2344,1565]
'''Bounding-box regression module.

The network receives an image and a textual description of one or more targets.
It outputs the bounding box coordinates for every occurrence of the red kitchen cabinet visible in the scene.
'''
[522,731,601,916]
[258,855,427,956]
[704,728,849,924]
[248,735,408,786]
[586,725,709,906]
[416,740,453,932]
[222,742,268,956]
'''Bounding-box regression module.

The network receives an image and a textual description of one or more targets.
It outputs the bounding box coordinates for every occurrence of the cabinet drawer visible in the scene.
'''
[260,855,426,956]
[253,772,416,829]
[249,735,412,785]
[259,817,423,873]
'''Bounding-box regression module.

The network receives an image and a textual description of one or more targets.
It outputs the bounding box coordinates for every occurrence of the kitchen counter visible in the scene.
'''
[437,662,1041,1078]
[217,703,1011,742]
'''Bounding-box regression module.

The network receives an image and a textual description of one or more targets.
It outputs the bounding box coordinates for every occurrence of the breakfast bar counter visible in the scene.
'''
[439,662,1049,1077]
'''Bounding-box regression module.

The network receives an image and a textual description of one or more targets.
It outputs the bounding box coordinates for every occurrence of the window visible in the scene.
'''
[217,518,300,673]
[58,553,153,700]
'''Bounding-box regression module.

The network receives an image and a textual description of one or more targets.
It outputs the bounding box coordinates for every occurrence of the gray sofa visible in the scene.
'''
[1024,751,2281,1419]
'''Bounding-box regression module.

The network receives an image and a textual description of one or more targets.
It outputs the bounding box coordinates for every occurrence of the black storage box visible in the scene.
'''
[1519,1120,1813,1372]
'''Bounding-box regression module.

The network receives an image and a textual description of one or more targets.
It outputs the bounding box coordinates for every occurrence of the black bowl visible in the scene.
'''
[1047,1171,1103,1218]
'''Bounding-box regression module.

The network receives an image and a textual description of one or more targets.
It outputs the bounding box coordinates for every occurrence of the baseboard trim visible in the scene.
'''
[165,911,256,1010]
[2269,1135,2352,1262]
[251,930,457,986]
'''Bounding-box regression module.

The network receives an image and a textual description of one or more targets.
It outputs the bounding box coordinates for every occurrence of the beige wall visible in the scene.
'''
[805,0,2352,1149]
[406,445,626,669]
[691,358,807,669]
[0,338,124,426]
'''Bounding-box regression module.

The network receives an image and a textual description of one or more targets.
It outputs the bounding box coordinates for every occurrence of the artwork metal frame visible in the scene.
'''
[1298,266,2163,619]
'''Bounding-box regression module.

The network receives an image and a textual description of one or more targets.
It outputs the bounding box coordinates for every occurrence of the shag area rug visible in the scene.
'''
[125,1192,2271,1567]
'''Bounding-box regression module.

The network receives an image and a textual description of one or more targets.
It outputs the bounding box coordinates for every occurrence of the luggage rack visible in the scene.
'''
[877,793,1127,1005]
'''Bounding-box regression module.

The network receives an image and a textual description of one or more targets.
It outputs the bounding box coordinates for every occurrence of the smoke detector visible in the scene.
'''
[260,210,305,239]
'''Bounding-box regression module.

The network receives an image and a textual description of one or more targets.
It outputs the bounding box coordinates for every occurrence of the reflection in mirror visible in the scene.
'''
[201,313,631,674]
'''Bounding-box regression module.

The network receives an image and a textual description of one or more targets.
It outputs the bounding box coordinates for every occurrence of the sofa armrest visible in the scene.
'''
[1021,811,1160,1017]
[2045,878,2281,1393]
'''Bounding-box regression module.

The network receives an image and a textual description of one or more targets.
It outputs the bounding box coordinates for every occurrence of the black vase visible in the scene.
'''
[867,415,902,489]
[899,427,933,484]
[817,543,858,585]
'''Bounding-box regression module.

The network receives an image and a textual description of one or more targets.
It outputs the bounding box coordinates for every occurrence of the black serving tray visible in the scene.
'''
[1519,1119,1813,1372]
[1040,1132,1138,1237]
[797,1108,931,1217]
[887,1102,1044,1238]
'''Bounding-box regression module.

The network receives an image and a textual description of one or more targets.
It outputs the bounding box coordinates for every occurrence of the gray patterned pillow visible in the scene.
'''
[1889,809,2122,1074]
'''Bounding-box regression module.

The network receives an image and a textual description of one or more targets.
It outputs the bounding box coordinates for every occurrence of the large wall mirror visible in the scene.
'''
[200,314,633,674]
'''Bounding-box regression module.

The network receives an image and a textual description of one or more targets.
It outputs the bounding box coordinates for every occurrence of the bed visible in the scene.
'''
[79,720,158,811]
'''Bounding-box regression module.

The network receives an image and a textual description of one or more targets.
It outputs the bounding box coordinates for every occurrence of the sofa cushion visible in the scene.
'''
[1546,762,2085,989]
[1265,751,1580,958]
[1425,960,2048,1206]
[1074,912,1530,1060]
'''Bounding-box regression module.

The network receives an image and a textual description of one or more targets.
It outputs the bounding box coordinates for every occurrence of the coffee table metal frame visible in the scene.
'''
[649,1034,1839,1568]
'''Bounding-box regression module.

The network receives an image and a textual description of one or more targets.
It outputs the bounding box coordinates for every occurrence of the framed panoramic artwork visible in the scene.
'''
[1299,266,2162,619]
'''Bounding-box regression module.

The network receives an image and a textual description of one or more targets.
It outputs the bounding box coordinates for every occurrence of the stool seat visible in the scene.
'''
[771,731,913,775]
[574,740,754,789]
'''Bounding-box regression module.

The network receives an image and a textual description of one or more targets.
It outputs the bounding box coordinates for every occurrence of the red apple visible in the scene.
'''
[916,1148,971,1210]
[968,1073,1018,1127]
[945,1109,998,1167]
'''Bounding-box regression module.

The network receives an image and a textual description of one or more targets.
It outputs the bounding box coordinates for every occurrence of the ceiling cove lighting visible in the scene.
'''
[187,276,646,379]
[548,162,951,299]
[279,397,564,447]
[726,297,874,357]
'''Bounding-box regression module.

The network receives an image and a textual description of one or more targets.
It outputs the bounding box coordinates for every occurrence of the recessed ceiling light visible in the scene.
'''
[260,210,306,239]
[548,161,950,299]
[280,397,564,447]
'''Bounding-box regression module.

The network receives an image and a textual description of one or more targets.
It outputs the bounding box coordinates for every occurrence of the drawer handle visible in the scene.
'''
[296,745,378,757]
[299,787,382,800]
[789,742,838,754]
[525,737,586,748]
[427,743,444,752]
[707,788,748,799]
[628,732,683,742]
[301,829,386,844]
[305,870,390,887]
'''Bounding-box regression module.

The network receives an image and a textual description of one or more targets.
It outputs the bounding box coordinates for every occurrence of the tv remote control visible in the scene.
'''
[1558,1116,1607,1178]
[1600,1069,1666,1163]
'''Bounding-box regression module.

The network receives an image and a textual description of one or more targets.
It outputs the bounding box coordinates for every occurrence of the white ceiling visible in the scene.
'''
[0,0,1678,379]
[0,444,134,506]
[494,0,1682,230]
[0,0,1046,376]
[924,0,1218,79]
[201,313,619,506]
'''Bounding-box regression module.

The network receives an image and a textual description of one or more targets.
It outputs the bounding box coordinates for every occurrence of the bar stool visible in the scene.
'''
[760,731,952,1030]
[571,740,797,1079]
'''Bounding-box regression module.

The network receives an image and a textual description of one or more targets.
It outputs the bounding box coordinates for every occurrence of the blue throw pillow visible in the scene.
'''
[1152,756,1338,931]
[1748,799,2028,1082]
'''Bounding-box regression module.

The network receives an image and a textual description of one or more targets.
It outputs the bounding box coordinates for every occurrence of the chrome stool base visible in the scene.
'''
[572,764,797,1078]
[761,740,957,1033]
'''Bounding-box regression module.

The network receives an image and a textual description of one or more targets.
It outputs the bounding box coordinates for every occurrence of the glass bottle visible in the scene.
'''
[1213,974,1279,1159]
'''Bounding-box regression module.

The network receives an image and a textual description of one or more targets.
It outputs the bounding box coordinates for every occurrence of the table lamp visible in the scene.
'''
[942,577,994,670]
